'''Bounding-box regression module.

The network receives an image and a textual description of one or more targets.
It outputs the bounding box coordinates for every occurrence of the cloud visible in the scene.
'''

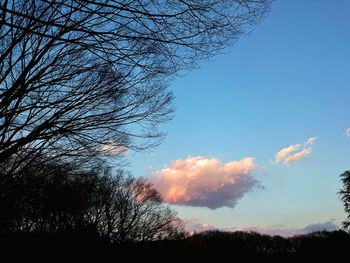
[150,156,259,209]
[303,221,339,233]
[242,220,339,237]
[275,144,300,164]
[98,143,128,156]
[284,148,311,165]
[241,225,302,237]
[184,219,215,234]
[346,128,350,137]
[305,137,317,145]
[274,137,316,165]
[184,219,339,237]
[184,218,235,234]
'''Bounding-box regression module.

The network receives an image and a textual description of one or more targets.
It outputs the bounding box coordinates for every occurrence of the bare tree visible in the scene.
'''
[89,170,183,242]
[0,0,271,175]
[0,156,96,233]
[0,157,184,242]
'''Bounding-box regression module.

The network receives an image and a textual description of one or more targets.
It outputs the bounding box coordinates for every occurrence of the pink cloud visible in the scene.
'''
[242,220,339,237]
[184,218,339,237]
[274,137,316,166]
[275,144,300,164]
[184,219,216,234]
[284,148,311,165]
[150,156,258,209]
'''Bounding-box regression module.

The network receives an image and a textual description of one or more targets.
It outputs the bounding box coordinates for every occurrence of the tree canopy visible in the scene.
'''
[0,157,183,242]
[0,0,271,176]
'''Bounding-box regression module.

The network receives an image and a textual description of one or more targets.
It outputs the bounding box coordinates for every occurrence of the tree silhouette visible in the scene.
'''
[87,169,184,243]
[0,0,271,178]
[339,171,350,230]
[0,156,97,233]
[0,157,183,242]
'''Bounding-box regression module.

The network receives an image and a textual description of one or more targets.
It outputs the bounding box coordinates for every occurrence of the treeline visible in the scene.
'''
[1,157,350,258]
[109,230,350,259]
[0,157,184,245]
[2,228,350,258]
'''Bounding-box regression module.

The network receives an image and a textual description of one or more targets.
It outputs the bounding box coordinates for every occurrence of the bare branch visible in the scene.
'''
[0,0,271,175]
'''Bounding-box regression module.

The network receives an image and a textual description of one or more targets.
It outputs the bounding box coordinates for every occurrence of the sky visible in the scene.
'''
[126,0,350,236]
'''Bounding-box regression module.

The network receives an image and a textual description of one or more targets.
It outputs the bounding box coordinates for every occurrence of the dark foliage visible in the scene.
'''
[0,158,183,243]
[110,230,350,260]
[1,160,349,258]
[339,170,350,230]
[2,229,349,259]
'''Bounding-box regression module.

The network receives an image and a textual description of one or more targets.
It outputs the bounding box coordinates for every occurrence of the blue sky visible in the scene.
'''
[127,0,350,234]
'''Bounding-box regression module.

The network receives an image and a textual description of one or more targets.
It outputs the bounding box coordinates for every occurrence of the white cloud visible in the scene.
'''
[274,137,316,166]
[346,128,350,137]
[305,137,317,145]
[184,218,235,234]
[98,143,128,156]
[184,219,215,234]
[149,156,259,209]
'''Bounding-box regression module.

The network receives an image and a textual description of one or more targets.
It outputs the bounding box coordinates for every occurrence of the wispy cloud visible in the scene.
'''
[275,144,300,164]
[98,143,128,156]
[346,128,350,137]
[274,137,317,166]
[284,148,311,165]
[305,137,317,145]
[150,156,259,209]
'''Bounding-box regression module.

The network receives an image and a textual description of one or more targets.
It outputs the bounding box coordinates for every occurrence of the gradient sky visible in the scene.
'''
[126,0,350,235]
